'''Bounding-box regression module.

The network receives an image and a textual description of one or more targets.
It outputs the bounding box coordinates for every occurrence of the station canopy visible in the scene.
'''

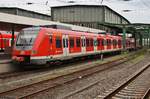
[0,12,105,33]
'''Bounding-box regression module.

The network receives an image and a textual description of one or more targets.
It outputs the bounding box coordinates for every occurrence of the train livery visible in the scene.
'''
[12,27,135,65]
[0,33,15,51]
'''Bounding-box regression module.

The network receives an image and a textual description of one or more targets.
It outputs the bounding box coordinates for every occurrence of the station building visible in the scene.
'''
[0,5,130,34]
[51,4,130,33]
[0,7,51,21]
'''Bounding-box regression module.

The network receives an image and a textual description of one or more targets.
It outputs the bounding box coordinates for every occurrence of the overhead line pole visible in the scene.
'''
[122,25,126,50]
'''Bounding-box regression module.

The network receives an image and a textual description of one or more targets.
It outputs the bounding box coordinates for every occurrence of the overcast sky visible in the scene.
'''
[0,0,150,23]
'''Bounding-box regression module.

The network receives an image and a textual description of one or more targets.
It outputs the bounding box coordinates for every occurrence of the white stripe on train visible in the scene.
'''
[30,48,122,60]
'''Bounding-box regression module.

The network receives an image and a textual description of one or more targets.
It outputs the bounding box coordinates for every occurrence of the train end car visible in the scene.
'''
[0,33,16,51]
[12,27,49,65]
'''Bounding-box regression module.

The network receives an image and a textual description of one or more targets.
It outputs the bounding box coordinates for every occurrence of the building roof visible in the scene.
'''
[0,12,105,33]
[0,7,51,17]
[51,4,130,24]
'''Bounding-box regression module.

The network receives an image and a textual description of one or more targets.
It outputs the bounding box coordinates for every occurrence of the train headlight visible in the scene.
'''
[31,50,37,54]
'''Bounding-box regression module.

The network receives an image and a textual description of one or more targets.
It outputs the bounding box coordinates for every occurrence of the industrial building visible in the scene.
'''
[51,5,130,33]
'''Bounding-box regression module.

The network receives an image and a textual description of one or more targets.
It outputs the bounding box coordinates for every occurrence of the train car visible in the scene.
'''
[12,27,134,65]
[0,33,16,51]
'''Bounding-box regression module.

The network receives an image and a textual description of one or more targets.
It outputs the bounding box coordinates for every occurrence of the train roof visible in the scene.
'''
[35,24,106,34]
[22,26,121,39]
[0,32,16,38]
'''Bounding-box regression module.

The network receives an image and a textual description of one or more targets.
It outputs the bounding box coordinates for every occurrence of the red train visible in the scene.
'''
[12,27,135,65]
[0,33,16,51]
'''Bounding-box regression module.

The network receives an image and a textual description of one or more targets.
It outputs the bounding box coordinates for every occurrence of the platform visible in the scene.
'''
[0,52,11,64]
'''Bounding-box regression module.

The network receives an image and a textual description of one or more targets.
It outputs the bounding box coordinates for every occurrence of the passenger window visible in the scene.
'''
[113,40,116,46]
[101,39,104,46]
[63,38,68,48]
[114,40,117,46]
[94,39,97,46]
[103,40,106,46]
[63,38,65,48]
[49,35,52,43]
[66,39,68,47]
[90,39,93,46]
[76,38,81,47]
[107,39,109,46]
[97,39,100,46]
[118,40,122,46]
[82,38,84,47]
[84,39,86,46]
[56,37,62,48]
[86,38,90,47]
[107,39,111,46]
[69,38,74,48]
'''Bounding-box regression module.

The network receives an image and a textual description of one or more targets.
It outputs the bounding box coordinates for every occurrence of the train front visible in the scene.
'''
[12,27,42,65]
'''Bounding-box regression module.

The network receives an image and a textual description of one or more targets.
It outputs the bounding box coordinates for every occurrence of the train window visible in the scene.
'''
[118,40,122,45]
[82,38,86,47]
[109,40,111,45]
[69,38,74,48]
[97,39,100,46]
[107,39,111,46]
[113,40,117,46]
[86,38,90,47]
[108,40,110,45]
[63,38,66,48]
[90,39,93,46]
[113,40,115,46]
[116,40,118,46]
[94,39,97,46]
[103,39,106,46]
[56,37,62,48]
[76,38,81,47]
[66,39,68,47]
[110,40,112,45]
[82,38,84,47]
[63,38,68,48]
[49,35,52,43]
[129,41,130,46]
[84,39,86,46]
[107,39,109,46]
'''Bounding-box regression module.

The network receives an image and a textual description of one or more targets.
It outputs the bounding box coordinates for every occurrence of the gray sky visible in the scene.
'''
[0,0,150,23]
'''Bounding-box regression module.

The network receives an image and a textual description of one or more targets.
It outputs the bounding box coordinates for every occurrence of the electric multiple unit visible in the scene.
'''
[12,27,135,65]
[0,33,16,51]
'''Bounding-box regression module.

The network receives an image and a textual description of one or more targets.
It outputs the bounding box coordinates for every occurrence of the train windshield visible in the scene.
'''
[16,28,39,48]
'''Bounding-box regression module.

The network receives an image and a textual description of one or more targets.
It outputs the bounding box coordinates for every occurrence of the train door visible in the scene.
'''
[81,36,86,54]
[0,34,2,50]
[49,34,53,56]
[62,35,69,56]
[94,37,97,52]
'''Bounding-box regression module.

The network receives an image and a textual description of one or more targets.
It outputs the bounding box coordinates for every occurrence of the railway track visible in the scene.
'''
[94,63,150,99]
[0,53,121,79]
[0,66,57,79]
[0,56,96,79]
[0,52,138,99]
[0,70,38,79]
[142,88,150,99]
[0,50,142,80]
